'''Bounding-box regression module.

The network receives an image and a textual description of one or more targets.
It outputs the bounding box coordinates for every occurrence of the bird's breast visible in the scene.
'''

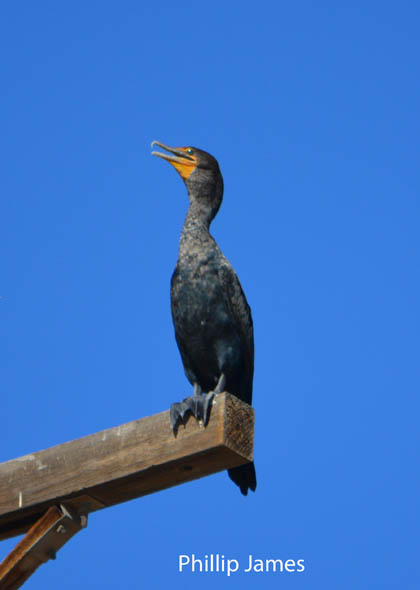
[171,251,231,334]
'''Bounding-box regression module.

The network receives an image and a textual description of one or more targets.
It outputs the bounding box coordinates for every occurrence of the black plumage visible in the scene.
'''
[151,141,256,495]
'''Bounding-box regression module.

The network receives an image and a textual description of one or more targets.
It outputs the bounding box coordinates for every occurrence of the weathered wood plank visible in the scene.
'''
[0,393,254,540]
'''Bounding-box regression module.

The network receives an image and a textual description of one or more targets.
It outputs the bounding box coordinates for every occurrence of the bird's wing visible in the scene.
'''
[170,266,199,386]
[218,256,254,404]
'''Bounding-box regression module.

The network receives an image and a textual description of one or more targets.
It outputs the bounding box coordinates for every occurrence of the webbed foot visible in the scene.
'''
[171,379,223,433]
[170,392,214,433]
[170,374,226,434]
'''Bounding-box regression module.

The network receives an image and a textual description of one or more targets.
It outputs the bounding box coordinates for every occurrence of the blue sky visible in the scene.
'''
[1,1,419,588]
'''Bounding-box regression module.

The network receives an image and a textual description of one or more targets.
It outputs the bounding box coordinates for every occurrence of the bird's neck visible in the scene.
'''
[179,203,214,256]
[179,175,223,257]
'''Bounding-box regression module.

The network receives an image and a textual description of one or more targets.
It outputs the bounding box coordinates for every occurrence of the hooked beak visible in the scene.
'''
[151,140,197,180]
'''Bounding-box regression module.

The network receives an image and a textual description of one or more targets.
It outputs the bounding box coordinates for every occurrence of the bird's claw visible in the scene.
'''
[170,391,215,434]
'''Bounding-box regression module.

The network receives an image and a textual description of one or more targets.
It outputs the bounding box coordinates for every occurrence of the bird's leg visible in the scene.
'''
[170,381,217,433]
[212,373,226,394]
[195,373,226,426]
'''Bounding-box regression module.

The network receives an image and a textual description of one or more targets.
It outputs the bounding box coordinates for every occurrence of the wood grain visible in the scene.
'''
[0,505,85,590]
[0,393,254,540]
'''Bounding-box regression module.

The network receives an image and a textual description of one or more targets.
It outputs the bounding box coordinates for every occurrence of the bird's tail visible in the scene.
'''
[228,462,257,496]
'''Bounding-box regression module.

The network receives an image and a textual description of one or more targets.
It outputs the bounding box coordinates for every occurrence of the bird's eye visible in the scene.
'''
[186,148,194,155]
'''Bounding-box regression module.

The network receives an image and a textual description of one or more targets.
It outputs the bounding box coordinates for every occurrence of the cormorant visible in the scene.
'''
[151,141,256,496]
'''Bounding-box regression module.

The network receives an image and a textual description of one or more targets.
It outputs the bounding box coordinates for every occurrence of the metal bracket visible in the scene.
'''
[0,504,88,589]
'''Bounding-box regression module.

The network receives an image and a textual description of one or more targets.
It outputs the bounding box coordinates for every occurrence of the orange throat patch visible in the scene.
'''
[169,159,196,180]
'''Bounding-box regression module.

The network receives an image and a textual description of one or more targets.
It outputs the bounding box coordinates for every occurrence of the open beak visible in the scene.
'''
[151,140,197,180]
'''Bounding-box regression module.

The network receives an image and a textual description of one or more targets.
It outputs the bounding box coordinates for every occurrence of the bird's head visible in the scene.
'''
[152,141,224,222]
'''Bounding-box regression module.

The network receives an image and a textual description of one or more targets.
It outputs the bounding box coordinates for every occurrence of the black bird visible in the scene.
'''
[151,141,256,496]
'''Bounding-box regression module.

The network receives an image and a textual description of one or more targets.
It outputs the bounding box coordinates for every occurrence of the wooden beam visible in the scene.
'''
[0,393,254,540]
[0,505,87,590]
